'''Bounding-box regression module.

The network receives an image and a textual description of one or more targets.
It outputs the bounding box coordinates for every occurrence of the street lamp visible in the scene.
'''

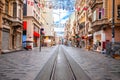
[112,0,115,45]
[39,28,44,52]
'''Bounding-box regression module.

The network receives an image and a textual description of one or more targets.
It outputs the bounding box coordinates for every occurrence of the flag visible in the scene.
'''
[76,7,80,11]
[27,0,30,5]
[31,2,34,6]
[83,7,88,11]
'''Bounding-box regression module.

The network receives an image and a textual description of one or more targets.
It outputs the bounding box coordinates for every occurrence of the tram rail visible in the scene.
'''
[49,46,77,80]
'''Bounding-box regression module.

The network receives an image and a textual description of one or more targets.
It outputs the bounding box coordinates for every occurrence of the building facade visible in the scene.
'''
[39,0,55,47]
[89,0,120,52]
[0,0,23,53]
[73,0,120,52]
[23,0,41,49]
[74,0,89,48]
[0,0,4,54]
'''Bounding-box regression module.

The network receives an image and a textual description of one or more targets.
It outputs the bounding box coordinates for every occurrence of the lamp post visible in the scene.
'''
[39,28,44,52]
[110,0,115,56]
[112,0,115,45]
[39,28,41,52]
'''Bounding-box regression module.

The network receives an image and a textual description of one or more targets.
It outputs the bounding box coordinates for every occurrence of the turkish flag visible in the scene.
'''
[83,7,88,11]
[27,1,30,5]
[76,7,80,11]
[31,2,34,6]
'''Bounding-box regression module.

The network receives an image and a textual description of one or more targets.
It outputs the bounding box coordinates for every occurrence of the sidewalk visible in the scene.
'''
[64,46,120,80]
[0,46,57,80]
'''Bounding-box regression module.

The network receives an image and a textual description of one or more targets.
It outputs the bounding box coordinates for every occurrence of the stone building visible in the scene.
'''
[74,0,120,52]
[74,0,91,48]
[89,0,120,52]
[0,0,23,53]
[0,0,4,54]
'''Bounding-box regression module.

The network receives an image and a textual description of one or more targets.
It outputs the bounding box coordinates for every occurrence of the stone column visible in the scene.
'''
[0,12,2,54]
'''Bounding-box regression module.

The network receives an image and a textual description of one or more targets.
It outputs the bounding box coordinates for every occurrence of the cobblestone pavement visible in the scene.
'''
[0,46,57,80]
[63,46,120,80]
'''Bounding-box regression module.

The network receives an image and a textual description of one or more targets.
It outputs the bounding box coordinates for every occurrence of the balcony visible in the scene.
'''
[2,13,22,28]
[91,18,109,31]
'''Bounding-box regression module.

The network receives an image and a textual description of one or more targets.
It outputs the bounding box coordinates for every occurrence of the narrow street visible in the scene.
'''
[0,45,120,80]
[0,0,120,80]
[35,45,90,80]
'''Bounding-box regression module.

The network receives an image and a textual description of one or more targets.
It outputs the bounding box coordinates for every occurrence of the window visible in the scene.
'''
[117,5,120,18]
[23,3,27,16]
[5,0,9,14]
[98,8,102,20]
[98,10,102,19]
[13,2,17,17]
[19,8,21,19]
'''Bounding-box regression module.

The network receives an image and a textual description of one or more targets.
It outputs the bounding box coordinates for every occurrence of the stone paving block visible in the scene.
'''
[0,47,57,80]
[63,46,120,80]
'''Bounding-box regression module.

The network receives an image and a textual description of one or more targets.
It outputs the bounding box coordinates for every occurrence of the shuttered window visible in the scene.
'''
[5,0,9,14]
[13,2,17,17]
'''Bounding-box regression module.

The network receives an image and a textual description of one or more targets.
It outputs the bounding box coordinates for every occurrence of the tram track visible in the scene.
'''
[49,46,77,80]
[34,45,91,80]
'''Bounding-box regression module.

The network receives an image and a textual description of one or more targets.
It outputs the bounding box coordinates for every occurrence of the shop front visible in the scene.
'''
[93,30,106,52]
[85,34,93,50]
[33,31,40,47]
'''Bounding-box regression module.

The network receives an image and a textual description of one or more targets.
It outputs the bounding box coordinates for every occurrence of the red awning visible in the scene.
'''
[34,31,40,37]
[23,21,27,30]
[81,36,85,39]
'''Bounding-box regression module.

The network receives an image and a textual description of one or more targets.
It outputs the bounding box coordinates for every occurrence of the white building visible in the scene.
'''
[23,0,41,49]
[40,0,55,46]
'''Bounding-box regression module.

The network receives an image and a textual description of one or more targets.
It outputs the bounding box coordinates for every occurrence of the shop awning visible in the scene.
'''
[23,21,27,30]
[81,34,93,39]
[34,31,40,37]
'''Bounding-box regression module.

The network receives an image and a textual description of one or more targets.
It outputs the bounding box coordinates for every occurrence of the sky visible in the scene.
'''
[49,0,76,36]
[53,9,69,24]
[53,9,74,36]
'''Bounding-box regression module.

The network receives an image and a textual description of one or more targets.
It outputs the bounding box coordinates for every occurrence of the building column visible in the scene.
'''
[0,1,3,54]
[0,12,2,54]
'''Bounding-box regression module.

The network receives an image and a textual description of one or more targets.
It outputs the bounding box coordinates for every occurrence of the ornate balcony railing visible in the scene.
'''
[92,18,109,28]
[89,0,103,9]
